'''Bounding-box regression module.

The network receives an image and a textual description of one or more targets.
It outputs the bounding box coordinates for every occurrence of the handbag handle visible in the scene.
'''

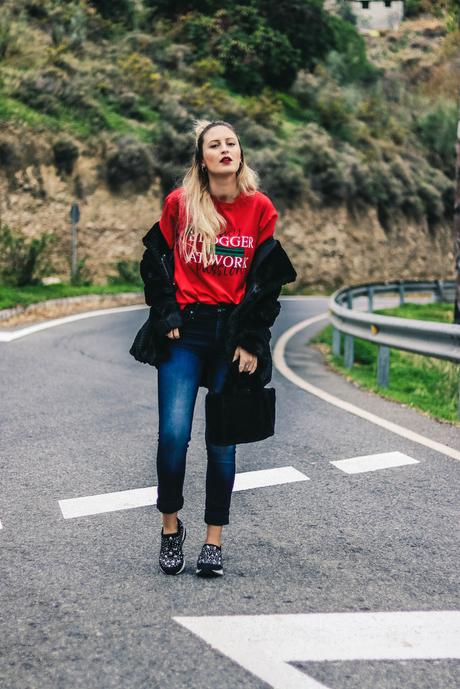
[221,359,265,395]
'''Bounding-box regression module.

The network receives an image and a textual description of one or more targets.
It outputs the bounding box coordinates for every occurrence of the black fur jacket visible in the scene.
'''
[132,220,297,389]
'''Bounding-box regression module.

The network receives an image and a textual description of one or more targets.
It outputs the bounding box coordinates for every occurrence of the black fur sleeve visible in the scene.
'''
[235,285,282,356]
[139,249,183,336]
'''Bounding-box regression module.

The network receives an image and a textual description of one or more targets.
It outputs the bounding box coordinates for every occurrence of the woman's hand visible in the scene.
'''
[166,328,180,339]
[233,346,258,374]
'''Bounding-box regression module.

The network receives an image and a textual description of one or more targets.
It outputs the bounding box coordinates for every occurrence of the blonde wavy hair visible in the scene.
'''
[176,119,260,267]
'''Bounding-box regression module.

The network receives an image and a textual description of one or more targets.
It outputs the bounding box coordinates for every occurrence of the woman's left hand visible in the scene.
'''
[233,346,258,374]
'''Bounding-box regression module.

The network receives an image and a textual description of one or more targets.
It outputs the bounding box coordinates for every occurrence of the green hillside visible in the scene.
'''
[0,0,458,228]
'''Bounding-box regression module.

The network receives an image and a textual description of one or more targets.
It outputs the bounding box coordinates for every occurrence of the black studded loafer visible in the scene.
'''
[159,517,186,575]
[196,543,223,577]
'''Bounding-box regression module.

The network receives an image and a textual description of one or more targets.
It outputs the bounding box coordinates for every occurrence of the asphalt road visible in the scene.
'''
[1,297,459,689]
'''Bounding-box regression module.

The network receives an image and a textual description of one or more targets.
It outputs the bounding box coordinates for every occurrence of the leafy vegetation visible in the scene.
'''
[0,282,143,310]
[0,0,457,219]
[311,303,459,424]
[0,223,57,287]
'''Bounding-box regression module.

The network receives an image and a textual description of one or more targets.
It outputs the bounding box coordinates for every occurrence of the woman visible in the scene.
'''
[135,119,297,577]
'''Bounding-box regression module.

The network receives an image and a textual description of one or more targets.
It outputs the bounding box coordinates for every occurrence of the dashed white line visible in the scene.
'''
[330,450,419,474]
[59,466,309,519]
[273,313,460,462]
[233,466,309,491]
[59,485,158,519]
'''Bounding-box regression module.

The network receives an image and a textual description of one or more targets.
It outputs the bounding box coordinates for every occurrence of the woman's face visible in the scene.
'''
[201,125,241,177]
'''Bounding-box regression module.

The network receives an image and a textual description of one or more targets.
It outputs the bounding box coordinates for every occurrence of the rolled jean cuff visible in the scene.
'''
[156,495,184,514]
[204,511,229,526]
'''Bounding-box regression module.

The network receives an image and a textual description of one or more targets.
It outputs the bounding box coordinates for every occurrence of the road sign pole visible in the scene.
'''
[70,202,80,281]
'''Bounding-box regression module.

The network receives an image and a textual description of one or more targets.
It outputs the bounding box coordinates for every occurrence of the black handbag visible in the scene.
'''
[129,315,157,365]
[205,361,276,445]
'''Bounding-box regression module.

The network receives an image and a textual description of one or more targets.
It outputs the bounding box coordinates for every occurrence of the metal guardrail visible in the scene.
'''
[328,279,460,418]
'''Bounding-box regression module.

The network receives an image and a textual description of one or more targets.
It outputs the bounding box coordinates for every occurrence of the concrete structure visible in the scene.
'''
[325,1,404,32]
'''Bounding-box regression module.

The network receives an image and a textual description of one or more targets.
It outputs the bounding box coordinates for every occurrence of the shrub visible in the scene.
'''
[414,100,458,174]
[156,96,191,129]
[249,147,307,208]
[189,57,224,83]
[314,85,355,140]
[89,0,135,27]
[288,69,320,111]
[239,121,278,148]
[117,52,163,101]
[0,140,21,172]
[105,136,156,192]
[297,124,365,205]
[0,10,14,59]
[179,7,301,94]
[243,89,283,128]
[107,260,141,285]
[0,223,57,287]
[70,256,93,286]
[52,138,80,176]
[152,123,194,195]
[328,15,379,84]
[14,68,68,115]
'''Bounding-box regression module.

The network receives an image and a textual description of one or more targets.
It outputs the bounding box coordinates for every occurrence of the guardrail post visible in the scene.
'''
[435,279,445,303]
[367,287,374,312]
[398,282,405,306]
[332,327,341,355]
[377,345,390,388]
[344,334,354,368]
[347,292,353,309]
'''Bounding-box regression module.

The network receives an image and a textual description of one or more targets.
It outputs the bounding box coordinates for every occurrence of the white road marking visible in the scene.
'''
[0,520,3,529]
[0,295,310,342]
[330,450,419,474]
[233,466,309,491]
[174,611,460,689]
[59,466,309,519]
[273,313,460,462]
[59,485,158,519]
[0,304,146,342]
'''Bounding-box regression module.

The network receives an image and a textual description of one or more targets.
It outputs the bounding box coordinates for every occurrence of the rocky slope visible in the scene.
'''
[0,13,457,291]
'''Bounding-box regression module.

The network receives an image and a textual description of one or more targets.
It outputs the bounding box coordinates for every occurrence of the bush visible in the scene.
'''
[105,136,156,192]
[0,223,57,287]
[70,257,93,286]
[414,100,458,174]
[14,68,71,115]
[249,147,307,208]
[0,140,21,172]
[117,52,163,102]
[239,121,278,148]
[179,7,301,94]
[52,138,80,176]
[152,123,194,195]
[0,10,15,59]
[297,124,366,205]
[89,0,135,27]
[107,260,141,285]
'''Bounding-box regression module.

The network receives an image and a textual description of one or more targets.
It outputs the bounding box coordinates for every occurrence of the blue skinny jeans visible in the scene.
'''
[155,302,237,526]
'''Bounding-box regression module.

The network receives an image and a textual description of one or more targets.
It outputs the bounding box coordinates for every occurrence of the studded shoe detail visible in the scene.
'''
[159,517,186,575]
[196,543,224,577]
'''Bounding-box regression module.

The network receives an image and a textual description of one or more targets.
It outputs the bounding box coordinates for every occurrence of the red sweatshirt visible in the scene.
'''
[158,187,278,310]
